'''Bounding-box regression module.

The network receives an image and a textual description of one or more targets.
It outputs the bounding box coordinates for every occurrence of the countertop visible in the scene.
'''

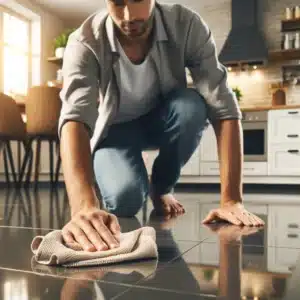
[240,104,300,112]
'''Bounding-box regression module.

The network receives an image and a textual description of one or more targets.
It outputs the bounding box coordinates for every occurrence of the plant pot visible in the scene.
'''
[55,47,65,58]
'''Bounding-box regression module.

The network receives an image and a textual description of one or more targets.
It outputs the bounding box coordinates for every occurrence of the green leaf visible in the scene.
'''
[53,28,75,49]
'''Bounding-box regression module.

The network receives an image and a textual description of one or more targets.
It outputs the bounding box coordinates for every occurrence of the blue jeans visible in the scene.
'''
[93,88,208,217]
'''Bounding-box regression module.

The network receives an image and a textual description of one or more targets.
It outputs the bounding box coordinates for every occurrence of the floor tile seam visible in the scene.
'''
[111,284,217,300]
[0,266,145,289]
[192,238,300,250]
[2,225,300,251]
[126,238,208,287]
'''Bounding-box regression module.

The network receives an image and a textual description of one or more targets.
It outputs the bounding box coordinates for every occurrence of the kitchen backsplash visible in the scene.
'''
[184,0,300,106]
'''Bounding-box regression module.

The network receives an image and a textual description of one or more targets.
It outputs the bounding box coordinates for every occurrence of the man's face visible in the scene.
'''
[106,0,155,38]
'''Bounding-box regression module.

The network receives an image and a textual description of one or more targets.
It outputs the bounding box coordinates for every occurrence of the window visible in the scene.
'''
[0,6,40,97]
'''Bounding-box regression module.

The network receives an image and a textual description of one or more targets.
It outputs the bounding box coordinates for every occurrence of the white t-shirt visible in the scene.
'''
[112,38,160,124]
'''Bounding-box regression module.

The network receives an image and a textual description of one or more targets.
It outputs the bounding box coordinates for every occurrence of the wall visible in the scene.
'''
[2,0,67,84]
[163,0,300,106]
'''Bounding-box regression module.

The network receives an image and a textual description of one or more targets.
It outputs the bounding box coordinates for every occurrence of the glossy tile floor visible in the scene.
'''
[0,185,300,299]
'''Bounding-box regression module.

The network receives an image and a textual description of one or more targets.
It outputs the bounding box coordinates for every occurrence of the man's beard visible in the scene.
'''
[119,12,154,38]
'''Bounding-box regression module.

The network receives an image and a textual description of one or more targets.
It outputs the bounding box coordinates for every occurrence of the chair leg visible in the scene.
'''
[54,139,61,185]
[6,141,18,187]
[3,145,10,187]
[19,139,33,187]
[17,141,21,174]
[26,144,34,187]
[34,139,41,190]
[49,139,54,185]
[55,156,61,185]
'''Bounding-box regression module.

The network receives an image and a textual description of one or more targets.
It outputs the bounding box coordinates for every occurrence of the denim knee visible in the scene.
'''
[103,182,145,217]
[167,88,208,128]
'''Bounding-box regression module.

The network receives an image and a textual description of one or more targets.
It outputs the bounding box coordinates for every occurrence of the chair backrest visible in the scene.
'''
[26,86,62,136]
[0,93,26,140]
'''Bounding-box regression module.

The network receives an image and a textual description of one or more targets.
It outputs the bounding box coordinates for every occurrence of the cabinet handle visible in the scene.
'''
[288,234,299,238]
[288,111,299,115]
[288,150,300,154]
[287,134,299,138]
[288,224,299,229]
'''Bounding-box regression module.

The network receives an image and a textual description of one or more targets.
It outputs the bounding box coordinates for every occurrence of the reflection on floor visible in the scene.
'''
[0,185,300,299]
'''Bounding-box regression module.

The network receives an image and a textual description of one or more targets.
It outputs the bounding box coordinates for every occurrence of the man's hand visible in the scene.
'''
[62,207,121,252]
[204,223,260,242]
[202,202,265,227]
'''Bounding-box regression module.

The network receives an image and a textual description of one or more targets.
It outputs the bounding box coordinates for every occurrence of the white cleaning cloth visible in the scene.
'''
[31,227,158,267]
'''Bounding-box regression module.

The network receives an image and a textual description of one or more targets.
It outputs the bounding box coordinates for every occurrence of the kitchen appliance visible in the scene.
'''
[219,0,268,67]
[242,110,268,162]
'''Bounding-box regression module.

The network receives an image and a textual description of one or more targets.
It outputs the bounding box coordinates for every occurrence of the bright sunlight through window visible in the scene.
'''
[3,12,29,96]
[1,7,41,97]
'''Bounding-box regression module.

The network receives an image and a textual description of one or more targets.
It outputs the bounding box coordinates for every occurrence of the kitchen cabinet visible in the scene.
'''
[268,109,300,176]
[268,144,300,176]
[268,109,300,144]
[144,146,201,176]
[268,205,300,273]
[200,124,218,162]
[200,162,268,176]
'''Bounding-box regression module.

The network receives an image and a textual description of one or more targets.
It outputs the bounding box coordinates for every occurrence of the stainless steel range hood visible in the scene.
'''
[219,0,268,67]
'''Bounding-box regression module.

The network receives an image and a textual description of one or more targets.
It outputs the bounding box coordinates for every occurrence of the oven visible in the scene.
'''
[242,110,268,162]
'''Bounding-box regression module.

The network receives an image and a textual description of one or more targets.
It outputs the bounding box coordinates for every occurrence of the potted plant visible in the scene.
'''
[54,28,75,58]
[232,86,243,102]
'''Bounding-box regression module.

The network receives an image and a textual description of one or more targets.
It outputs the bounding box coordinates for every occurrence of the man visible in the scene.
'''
[59,0,264,252]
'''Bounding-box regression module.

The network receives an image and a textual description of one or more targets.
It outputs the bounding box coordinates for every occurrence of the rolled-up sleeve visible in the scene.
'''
[185,13,242,122]
[58,34,100,139]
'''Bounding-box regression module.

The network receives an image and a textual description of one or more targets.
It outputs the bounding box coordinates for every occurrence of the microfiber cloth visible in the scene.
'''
[31,227,158,267]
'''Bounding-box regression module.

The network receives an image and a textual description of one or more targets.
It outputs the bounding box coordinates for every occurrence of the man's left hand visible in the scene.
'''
[202,202,265,227]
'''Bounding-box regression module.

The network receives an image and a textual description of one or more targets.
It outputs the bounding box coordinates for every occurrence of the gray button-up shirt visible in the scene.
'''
[58,3,242,153]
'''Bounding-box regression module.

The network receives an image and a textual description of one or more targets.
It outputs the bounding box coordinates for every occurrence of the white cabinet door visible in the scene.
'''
[200,162,268,176]
[268,206,300,248]
[200,162,220,176]
[143,150,158,175]
[268,144,300,176]
[268,109,300,144]
[200,124,218,162]
[144,147,201,176]
[181,145,201,176]
[268,205,300,272]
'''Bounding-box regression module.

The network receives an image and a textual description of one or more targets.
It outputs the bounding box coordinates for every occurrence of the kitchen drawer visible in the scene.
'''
[268,144,300,176]
[200,162,220,176]
[200,162,268,176]
[200,124,218,162]
[180,146,201,176]
[268,206,300,247]
[269,109,300,144]
[268,247,299,273]
[276,231,300,248]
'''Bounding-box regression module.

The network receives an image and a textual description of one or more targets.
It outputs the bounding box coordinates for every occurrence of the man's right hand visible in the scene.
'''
[62,207,121,252]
